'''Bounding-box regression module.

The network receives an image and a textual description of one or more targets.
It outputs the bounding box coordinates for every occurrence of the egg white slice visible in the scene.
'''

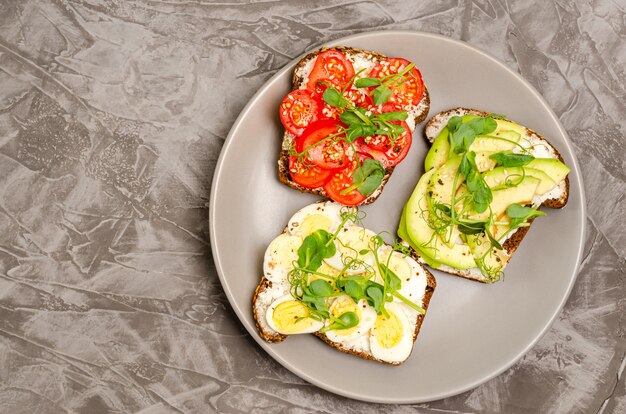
[369,302,414,363]
[325,226,377,274]
[266,295,324,335]
[263,233,302,285]
[377,251,428,305]
[324,297,377,344]
[287,201,351,238]
[397,255,428,307]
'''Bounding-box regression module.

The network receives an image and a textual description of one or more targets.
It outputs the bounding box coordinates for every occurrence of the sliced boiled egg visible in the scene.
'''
[287,202,350,238]
[324,296,376,343]
[377,251,428,306]
[266,295,324,335]
[325,226,377,274]
[307,263,341,292]
[370,302,414,363]
[263,233,302,284]
[397,255,428,306]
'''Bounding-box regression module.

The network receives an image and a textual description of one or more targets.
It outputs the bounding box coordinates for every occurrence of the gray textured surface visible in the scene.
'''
[0,0,623,413]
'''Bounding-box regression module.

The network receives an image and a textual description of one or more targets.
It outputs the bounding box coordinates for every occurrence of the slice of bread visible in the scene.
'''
[410,108,570,283]
[278,47,431,205]
[312,273,435,366]
[253,201,436,365]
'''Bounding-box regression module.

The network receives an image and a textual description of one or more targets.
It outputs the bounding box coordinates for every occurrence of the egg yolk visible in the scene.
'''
[337,228,375,260]
[310,264,339,280]
[329,297,360,336]
[272,300,317,334]
[300,214,332,235]
[268,234,302,270]
[373,310,403,348]
[308,264,340,291]
[388,255,411,281]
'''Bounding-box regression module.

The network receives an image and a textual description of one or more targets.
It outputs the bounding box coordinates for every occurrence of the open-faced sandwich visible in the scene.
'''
[398,108,570,283]
[277,47,430,206]
[253,201,436,365]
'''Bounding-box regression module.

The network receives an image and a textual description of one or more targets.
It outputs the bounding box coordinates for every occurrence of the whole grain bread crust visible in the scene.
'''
[278,46,431,206]
[415,108,570,283]
[252,276,287,343]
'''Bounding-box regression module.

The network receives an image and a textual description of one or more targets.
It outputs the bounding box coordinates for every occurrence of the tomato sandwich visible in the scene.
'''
[277,47,430,206]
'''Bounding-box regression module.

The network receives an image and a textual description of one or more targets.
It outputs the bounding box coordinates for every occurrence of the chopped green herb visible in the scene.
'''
[351,158,385,197]
[354,77,381,88]
[506,203,545,229]
[490,152,534,167]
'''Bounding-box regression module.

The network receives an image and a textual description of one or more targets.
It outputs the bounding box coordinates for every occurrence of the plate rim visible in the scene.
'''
[209,30,587,404]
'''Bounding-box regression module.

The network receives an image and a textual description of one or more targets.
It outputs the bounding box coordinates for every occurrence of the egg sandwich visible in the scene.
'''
[253,201,436,365]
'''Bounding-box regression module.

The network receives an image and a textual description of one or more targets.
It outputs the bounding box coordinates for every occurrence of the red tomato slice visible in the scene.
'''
[364,121,412,167]
[323,156,368,206]
[369,58,424,108]
[279,90,321,135]
[288,155,333,188]
[354,138,389,167]
[370,102,400,115]
[307,50,355,93]
[353,123,411,169]
[309,77,342,97]
[297,120,349,170]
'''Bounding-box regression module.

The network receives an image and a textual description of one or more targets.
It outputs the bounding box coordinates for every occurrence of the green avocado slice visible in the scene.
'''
[424,128,450,172]
[483,166,556,195]
[470,176,540,221]
[526,158,570,184]
[469,130,521,152]
[398,204,441,268]
[404,170,476,270]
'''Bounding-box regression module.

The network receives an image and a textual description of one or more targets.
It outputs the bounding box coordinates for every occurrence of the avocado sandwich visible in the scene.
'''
[398,108,570,283]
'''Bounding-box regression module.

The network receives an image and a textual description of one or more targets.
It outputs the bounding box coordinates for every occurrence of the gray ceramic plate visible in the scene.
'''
[210,31,585,403]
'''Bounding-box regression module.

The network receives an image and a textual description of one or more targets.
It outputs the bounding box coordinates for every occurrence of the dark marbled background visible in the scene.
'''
[0,0,624,413]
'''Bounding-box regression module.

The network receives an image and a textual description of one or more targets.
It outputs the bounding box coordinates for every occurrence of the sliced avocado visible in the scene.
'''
[526,158,570,184]
[424,115,480,173]
[458,114,526,137]
[483,166,556,195]
[398,205,441,268]
[425,128,450,171]
[474,151,498,172]
[490,220,511,240]
[404,170,476,270]
[439,223,463,249]
[427,156,464,248]
[428,156,462,205]
[471,176,540,221]
[493,119,527,137]
[465,232,507,282]
[470,130,521,152]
